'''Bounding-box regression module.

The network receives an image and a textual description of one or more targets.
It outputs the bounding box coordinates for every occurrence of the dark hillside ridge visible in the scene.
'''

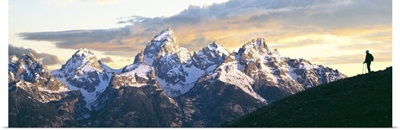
[224,67,392,127]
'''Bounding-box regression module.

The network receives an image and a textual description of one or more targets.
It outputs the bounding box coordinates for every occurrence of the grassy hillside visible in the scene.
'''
[224,67,392,127]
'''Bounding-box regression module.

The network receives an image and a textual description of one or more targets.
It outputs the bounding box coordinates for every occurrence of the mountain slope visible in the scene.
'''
[85,61,183,127]
[9,27,348,127]
[9,88,61,127]
[86,85,182,127]
[9,87,88,127]
[138,28,231,97]
[8,53,68,95]
[224,67,392,127]
[52,48,117,110]
[8,54,89,127]
[200,38,346,104]
[8,52,69,104]
[177,80,267,127]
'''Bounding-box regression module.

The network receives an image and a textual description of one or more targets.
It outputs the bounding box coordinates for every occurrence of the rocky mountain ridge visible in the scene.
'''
[9,27,347,127]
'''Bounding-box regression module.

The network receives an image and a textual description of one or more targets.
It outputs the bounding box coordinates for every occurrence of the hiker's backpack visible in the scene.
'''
[371,54,374,61]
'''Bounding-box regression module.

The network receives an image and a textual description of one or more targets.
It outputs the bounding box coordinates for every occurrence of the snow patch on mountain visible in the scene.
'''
[10,55,18,63]
[208,54,267,102]
[14,80,68,103]
[146,37,231,97]
[184,66,205,83]
[52,48,115,110]
[111,62,154,88]
[156,76,194,97]
[120,63,152,78]
[38,86,69,93]
[9,52,69,93]
[152,27,175,43]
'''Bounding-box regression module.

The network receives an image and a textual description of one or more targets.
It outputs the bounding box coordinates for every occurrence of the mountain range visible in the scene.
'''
[9,27,347,127]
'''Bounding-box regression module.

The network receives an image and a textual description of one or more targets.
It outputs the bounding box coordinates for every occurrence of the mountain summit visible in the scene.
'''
[52,48,116,110]
[202,38,346,103]
[9,28,349,127]
[9,52,68,94]
[8,52,69,104]
[141,27,190,65]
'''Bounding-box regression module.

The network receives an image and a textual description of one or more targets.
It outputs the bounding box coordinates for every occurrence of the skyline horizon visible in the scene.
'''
[10,26,390,77]
[9,0,392,77]
[9,29,390,78]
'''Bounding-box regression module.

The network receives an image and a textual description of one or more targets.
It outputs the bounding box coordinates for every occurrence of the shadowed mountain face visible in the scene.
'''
[84,85,183,127]
[8,53,68,94]
[224,67,392,127]
[9,81,89,127]
[177,80,267,127]
[9,27,348,127]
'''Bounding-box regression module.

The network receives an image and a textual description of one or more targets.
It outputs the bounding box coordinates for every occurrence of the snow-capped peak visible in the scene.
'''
[242,38,269,51]
[237,38,272,59]
[59,48,102,73]
[21,51,37,61]
[205,41,230,57]
[52,48,116,110]
[151,27,176,43]
[208,41,220,49]
[8,53,69,95]
[142,27,190,65]
[9,55,18,63]
[72,48,96,64]
[75,48,95,57]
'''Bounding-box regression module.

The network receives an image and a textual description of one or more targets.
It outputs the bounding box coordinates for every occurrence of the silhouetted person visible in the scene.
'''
[363,50,374,73]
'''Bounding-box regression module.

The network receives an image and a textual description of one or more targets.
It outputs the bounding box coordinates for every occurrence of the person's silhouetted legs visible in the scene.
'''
[366,62,371,73]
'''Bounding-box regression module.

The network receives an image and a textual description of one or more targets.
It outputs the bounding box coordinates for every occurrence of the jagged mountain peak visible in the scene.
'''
[13,51,48,73]
[209,41,220,48]
[8,53,69,95]
[151,27,176,44]
[133,51,144,64]
[188,41,230,71]
[9,55,18,63]
[51,48,123,110]
[59,48,103,73]
[74,48,95,57]
[203,37,347,103]
[142,27,190,65]
[204,41,230,55]
[239,38,270,54]
[71,48,97,64]
[10,52,34,66]
[18,51,38,63]
[10,29,351,127]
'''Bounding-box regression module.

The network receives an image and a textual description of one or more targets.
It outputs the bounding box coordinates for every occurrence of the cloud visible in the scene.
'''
[9,44,61,65]
[20,0,391,56]
[19,27,132,47]
[269,34,332,49]
[100,57,113,63]
[334,25,392,52]
[312,54,366,65]
[19,27,140,56]
[312,52,391,65]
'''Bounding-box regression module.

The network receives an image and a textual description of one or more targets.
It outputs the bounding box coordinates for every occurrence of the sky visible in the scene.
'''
[8,0,393,77]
